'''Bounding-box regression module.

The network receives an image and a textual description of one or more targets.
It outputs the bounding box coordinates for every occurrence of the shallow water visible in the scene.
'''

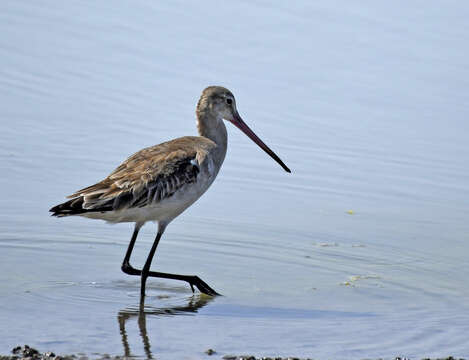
[1,1,469,359]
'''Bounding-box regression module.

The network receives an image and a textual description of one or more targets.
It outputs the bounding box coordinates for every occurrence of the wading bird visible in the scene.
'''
[50,86,290,297]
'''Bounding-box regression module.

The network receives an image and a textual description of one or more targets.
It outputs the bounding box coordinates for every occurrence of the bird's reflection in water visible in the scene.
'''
[117,294,214,358]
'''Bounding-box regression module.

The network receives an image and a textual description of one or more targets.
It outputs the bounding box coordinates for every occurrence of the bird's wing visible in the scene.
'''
[67,136,216,211]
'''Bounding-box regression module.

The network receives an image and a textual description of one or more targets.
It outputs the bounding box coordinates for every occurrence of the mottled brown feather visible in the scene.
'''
[65,136,216,212]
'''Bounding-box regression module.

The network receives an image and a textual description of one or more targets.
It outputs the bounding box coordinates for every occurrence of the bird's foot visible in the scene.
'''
[121,263,220,296]
[187,275,221,296]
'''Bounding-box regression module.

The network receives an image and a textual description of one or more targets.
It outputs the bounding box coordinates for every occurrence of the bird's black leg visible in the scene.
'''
[121,223,220,297]
[145,270,220,296]
[140,223,166,297]
[121,222,143,276]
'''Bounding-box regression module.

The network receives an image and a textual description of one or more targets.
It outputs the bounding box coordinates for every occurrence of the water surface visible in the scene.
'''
[1,1,469,359]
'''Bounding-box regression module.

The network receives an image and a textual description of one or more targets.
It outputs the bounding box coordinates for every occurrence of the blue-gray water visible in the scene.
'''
[1,1,469,359]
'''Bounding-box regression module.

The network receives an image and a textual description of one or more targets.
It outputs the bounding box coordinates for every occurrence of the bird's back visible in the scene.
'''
[50,136,220,223]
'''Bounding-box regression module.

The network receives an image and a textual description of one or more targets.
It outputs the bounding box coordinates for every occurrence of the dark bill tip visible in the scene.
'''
[230,114,291,173]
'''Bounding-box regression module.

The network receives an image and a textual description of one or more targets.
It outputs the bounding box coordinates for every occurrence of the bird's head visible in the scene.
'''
[197,86,238,122]
[197,86,291,173]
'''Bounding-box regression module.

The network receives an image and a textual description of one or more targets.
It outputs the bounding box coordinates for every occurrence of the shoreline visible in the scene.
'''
[0,345,466,360]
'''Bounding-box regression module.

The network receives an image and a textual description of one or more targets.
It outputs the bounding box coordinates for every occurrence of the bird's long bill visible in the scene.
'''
[230,113,291,173]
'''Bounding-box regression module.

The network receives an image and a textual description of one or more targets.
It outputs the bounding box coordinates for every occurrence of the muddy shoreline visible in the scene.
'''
[0,345,465,360]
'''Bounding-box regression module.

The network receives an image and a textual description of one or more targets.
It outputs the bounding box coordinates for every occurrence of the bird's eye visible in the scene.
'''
[226,98,232,105]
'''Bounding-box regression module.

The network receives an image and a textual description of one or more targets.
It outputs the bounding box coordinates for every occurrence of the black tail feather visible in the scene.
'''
[50,197,89,217]
[50,196,114,217]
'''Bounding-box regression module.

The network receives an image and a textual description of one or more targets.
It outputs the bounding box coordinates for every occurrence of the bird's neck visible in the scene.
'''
[197,113,227,146]
[196,112,228,167]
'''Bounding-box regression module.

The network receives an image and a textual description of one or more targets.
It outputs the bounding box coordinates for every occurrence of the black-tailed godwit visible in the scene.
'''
[50,86,290,297]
